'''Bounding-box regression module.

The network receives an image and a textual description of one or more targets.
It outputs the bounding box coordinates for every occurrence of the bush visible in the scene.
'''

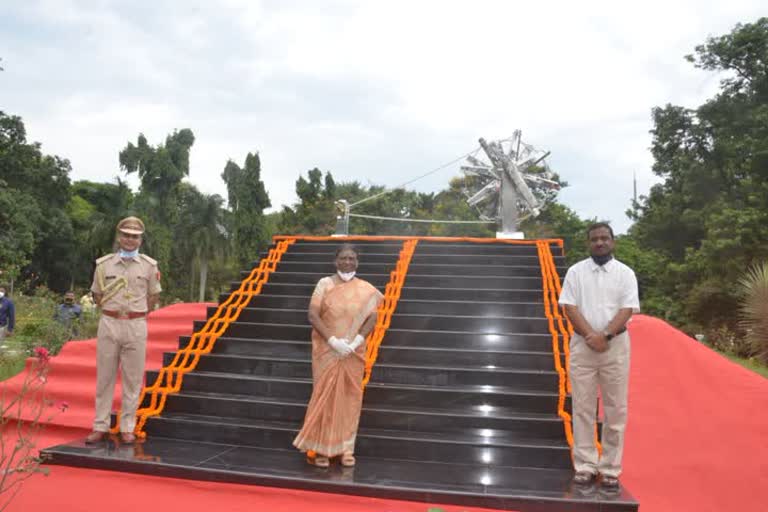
[15,317,71,355]
[9,293,99,357]
[739,262,768,364]
[705,325,753,358]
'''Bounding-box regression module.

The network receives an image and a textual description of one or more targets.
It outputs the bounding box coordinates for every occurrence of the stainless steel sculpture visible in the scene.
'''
[461,130,560,237]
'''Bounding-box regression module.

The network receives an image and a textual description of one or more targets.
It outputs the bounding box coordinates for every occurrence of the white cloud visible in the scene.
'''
[2,0,765,234]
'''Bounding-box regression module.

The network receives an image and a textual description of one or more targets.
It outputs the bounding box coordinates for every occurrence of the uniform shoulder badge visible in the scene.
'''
[95,254,113,264]
[139,254,158,265]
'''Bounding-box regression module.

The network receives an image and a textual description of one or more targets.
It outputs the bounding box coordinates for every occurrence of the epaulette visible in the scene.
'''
[95,254,114,264]
[140,254,158,265]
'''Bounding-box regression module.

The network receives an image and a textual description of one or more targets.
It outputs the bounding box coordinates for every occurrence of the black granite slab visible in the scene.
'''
[42,437,637,512]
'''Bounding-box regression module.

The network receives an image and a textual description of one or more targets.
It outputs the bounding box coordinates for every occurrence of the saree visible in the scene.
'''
[293,276,383,457]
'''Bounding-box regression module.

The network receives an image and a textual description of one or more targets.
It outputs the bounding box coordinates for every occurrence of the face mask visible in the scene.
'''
[591,254,613,266]
[119,248,139,258]
[337,271,356,282]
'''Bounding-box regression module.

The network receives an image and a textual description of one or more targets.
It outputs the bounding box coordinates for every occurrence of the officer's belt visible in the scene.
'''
[101,310,147,320]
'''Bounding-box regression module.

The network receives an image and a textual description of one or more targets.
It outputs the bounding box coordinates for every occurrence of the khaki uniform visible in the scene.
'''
[90,253,161,433]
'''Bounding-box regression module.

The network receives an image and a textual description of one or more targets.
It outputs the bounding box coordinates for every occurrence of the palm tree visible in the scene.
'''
[86,179,135,255]
[183,190,228,302]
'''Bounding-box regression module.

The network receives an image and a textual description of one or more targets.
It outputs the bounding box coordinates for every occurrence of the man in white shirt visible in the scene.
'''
[558,222,640,490]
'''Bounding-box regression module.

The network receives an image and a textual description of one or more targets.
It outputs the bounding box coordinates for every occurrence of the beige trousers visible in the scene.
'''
[93,315,147,433]
[568,333,630,478]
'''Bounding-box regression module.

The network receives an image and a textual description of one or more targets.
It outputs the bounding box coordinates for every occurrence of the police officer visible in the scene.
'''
[85,217,161,444]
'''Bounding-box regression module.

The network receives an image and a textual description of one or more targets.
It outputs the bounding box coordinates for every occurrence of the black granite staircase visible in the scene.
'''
[42,238,638,512]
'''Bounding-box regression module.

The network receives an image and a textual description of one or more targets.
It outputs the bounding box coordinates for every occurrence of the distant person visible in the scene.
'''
[0,285,15,342]
[54,291,82,334]
[558,222,640,490]
[80,292,96,314]
[85,216,161,445]
[293,244,383,468]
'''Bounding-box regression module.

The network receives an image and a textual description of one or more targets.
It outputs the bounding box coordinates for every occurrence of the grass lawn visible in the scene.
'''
[720,352,768,379]
[0,352,28,381]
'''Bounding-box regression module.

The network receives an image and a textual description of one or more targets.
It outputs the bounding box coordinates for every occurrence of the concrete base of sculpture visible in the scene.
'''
[496,231,525,239]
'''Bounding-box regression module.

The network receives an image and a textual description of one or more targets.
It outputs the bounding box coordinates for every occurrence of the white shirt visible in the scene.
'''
[558,257,640,337]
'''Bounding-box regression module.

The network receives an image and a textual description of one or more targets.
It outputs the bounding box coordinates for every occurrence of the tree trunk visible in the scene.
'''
[189,259,196,302]
[198,258,208,302]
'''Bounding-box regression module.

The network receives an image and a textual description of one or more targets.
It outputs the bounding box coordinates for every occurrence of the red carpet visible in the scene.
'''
[1,303,214,430]
[2,309,767,511]
[622,315,768,512]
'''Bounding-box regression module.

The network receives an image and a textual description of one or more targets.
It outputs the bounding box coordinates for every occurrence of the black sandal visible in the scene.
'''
[601,475,620,489]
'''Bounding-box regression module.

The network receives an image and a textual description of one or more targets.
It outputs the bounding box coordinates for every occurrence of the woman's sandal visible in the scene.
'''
[340,452,356,467]
[307,454,330,468]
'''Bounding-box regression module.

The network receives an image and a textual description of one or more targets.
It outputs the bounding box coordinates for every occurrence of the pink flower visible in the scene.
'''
[33,347,50,363]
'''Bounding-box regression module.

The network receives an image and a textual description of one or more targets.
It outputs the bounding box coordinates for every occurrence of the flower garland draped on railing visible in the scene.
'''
[125,238,296,438]
[362,239,418,388]
[536,240,575,450]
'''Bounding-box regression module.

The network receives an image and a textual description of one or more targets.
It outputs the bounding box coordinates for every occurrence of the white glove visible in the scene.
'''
[349,334,366,351]
[328,336,353,356]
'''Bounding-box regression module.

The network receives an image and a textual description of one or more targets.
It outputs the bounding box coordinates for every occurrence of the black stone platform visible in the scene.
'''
[42,239,638,512]
[47,436,636,511]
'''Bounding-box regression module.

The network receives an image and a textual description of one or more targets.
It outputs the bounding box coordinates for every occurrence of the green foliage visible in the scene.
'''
[629,17,768,335]
[0,111,75,290]
[279,168,338,235]
[0,184,41,273]
[520,202,590,264]
[221,153,271,266]
[738,262,768,363]
[0,352,27,381]
[705,325,753,358]
[279,173,497,238]
[9,293,98,357]
[120,129,195,226]
[718,351,768,379]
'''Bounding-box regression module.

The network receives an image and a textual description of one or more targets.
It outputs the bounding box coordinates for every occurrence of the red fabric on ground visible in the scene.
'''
[2,309,767,511]
[1,302,212,430]
[6,459,503,512]
[622,315,768,512]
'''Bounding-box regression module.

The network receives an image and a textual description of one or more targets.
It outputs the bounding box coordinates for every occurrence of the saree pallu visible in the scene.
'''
[293,276,383,457]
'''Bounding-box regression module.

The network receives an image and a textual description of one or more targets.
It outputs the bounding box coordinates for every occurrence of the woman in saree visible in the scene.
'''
[293,244,383,468]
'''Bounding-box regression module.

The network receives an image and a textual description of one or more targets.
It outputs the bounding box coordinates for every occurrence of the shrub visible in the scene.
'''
[705,325,753,358]
[738,262,768,364]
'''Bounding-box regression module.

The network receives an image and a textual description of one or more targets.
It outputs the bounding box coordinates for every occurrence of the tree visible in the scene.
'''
[67,180,135,289]
[629,17,768,335]
[176,185,228,301]
[0,184,41,290]
[118,129,196,298]
[119,129,195,226]
[0,111,75,292]
[221,153,271,266]
[520,202,591,264]
[279,168,337,235]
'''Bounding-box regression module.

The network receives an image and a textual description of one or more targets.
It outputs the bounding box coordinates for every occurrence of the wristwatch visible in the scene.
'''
[603,331,615,341]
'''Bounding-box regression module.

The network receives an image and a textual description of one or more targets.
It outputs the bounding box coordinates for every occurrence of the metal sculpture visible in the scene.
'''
[461,130,560,236]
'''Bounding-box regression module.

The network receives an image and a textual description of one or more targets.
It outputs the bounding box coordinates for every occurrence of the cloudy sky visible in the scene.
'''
[1,1,764,233]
